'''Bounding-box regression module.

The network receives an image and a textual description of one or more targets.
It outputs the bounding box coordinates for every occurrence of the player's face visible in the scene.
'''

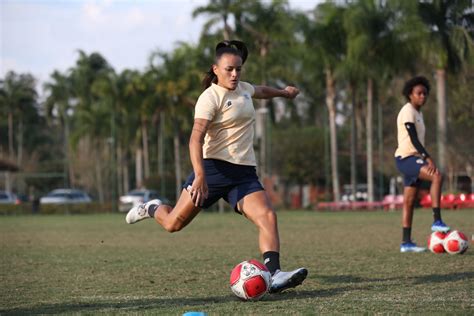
[213,53,242,90]
[409,85,428,108]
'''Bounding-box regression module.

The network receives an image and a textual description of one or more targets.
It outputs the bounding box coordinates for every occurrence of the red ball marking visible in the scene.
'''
[248,259,269,272]
[243,275,267,298]
[446,239,460,252]
[230,263,242,286]
[457,231,468,241]
[432,243,445,253]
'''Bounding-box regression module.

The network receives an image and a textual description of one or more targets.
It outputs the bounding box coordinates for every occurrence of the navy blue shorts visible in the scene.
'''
[395,156,427,187]
[182,159,264,213]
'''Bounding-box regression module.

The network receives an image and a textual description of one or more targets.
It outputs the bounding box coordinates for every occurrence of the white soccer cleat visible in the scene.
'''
[269,268,308,293]
[400,241,426,253]
[125,199,161,224]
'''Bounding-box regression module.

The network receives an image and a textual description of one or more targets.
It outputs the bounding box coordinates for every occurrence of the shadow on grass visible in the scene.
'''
[318,271,474,285]
[0,285,360,315]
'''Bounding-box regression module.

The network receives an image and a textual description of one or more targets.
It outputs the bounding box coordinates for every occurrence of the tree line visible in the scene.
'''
[1,0,473,206]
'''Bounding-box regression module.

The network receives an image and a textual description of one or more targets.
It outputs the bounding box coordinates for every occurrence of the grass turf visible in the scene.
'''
[0,209,473,314]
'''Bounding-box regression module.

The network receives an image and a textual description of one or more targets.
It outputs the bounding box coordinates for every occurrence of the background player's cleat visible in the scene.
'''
[269,268,308,293]
[125,199,161,224]
[431,220,450,233]
[400,241,426,253]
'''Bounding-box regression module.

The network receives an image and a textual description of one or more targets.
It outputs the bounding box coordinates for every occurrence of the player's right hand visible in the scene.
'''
[189,175,208,207]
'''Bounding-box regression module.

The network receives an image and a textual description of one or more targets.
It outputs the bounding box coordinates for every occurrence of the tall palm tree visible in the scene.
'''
[417,0,474,172]
[344,0,406,202]
[0,71,37,164]
[69,50,113,202]
[305,2,347,202]
[149,44,201,200]
[192,0,246,40]
[44,70,75,187]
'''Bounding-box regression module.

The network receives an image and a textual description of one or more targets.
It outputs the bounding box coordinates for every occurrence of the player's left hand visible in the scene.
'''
[284,86,299,99]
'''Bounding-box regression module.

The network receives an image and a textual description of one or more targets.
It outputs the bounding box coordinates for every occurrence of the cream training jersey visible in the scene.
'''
[194,81,257,166]
[394,102,426,158]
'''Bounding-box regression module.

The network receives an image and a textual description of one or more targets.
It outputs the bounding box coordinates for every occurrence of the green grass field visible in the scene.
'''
[1,209,473,315]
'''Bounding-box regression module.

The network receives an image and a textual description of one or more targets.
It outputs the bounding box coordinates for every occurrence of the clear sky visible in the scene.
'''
[1,0,316,88]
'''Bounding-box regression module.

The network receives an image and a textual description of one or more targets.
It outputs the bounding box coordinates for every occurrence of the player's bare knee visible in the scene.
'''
[163,219,182,233]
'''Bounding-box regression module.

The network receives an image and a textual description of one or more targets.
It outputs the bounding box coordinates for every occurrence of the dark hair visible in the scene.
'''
[202,40,248,89]
[402,76,431,101]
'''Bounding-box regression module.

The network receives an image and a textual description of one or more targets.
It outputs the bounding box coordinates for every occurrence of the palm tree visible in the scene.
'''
[0,71,37,164]
[344,0,407,202]
[43,70,75,187]
[192,0,245,40]
[305,2,347,202]
[69,50,113,202]
[417,0,474,172]
[149,44,201,200]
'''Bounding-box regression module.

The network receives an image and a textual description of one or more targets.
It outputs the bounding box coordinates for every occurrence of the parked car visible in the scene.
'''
[119,189,168,212]
[0,191,21,204]
[40,189,92,204]
[341,184,369,202]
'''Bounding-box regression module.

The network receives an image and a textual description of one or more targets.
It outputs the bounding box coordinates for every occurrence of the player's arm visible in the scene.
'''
[253,85,299,100]
[404,122,430,159]
[404,122,438,174]
[188,118,210,206]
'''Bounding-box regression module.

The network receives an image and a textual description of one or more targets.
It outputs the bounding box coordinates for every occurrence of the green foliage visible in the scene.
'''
[1,0,473,202]
[272,126,325,185]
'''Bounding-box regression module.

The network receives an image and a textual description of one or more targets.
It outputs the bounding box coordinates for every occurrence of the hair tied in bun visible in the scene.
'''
[215,40,248,64]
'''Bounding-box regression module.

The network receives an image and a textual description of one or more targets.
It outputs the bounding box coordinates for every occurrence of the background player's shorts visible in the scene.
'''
[395,156,427,187]
[182,159,264,213]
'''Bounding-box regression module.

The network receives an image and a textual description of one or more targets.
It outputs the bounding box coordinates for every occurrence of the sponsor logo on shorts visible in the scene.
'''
[416,159,424,164]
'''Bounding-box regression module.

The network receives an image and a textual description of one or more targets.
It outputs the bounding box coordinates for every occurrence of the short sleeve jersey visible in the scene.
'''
[194,81,256,166]
[394,102,426,158]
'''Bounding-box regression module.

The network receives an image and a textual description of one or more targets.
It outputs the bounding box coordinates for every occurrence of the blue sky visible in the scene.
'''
[1,0,316,88]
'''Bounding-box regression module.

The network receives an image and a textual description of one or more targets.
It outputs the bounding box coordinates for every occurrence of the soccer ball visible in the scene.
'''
[443,230,469,255]
[428,231,447,253]
[230,259,271,301]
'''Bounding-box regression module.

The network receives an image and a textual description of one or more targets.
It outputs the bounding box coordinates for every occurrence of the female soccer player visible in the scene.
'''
[126,40,307,292]
[395,76,450,253]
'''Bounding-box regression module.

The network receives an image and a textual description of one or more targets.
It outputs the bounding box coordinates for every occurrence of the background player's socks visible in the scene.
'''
[402,227,411,243]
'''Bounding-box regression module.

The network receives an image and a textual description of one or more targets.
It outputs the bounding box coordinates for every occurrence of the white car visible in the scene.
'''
[0,191,20,204]
[40,189,92,204]
[119,189,166,212]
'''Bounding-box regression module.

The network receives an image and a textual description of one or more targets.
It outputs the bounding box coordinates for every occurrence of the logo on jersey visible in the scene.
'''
[226,100,232,107]
[244,94,250,100]
[416,159,424,164]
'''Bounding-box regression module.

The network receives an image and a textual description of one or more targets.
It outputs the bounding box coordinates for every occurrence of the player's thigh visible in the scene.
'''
[168,189,202,227]
[238,190,274,223]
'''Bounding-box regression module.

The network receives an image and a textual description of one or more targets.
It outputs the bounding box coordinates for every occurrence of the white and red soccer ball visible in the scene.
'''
[428,231,447,253]
[443,230,469,254]
[428,230,469,254]
[230,259,271,301]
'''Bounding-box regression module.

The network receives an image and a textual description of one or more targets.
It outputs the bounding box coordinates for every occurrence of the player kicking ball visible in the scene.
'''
[126,40,307,293]
[394,76,450,253]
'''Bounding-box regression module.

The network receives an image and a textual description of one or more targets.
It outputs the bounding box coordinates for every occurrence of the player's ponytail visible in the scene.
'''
[202,66,218,89]
[202,40,248,89]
